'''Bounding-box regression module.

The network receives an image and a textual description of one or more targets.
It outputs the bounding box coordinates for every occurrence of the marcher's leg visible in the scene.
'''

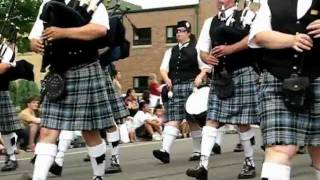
[1,132,18,171]
[308,147,320,180]
[188,120,202,161]
[105,126,122,174]
[82,131,106,180]
[50,130,75,176]
[261,145,297,180]
[186,120,219,179]
[153,121,180,163]
[238,125,256,179]
[33,128,60,180]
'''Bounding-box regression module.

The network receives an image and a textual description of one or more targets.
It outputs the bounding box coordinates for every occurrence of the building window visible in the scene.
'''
[166,25,177,44]
[133,28,151,46]
[133,76,149,93]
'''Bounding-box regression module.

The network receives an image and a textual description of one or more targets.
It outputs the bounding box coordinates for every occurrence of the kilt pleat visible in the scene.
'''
[104,68,129,124]
[0,91,21,132]
[166,81,194,121]
[207,66,260,125]
[41,62,115,131]
[259,71,320,146]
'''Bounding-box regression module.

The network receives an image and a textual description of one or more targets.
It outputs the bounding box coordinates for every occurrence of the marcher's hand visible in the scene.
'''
[202,53,219,66]
[307,19,320,38]
[0,63,10,74]
[42,27,67,41]
[164,78,172,88]
[211,45,234,57]
[194,75,203,87]
[30,39,44,53]
[292,33,313,52]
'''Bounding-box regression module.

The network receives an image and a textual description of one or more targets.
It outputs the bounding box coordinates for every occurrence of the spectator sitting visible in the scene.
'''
[18,96,41,152]
[125,88,139,117]
[132,101,162,141]
[140,90,150,105]
[152,105,166,127]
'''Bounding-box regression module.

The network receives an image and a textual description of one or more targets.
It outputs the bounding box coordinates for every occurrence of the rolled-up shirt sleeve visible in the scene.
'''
[248,1,272,48]
[196,17,213,53]
[160,48,172,72]
[28,2,46,40]
[91,4,110,29]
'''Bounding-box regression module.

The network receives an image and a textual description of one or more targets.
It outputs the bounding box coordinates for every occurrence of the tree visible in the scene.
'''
[10,80,40,110]
[0,0,41,53]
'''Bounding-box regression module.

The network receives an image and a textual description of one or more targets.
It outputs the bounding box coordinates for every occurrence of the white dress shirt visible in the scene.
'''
[248,0,313,48]
[29,0,110,40]
[160,42,210,72]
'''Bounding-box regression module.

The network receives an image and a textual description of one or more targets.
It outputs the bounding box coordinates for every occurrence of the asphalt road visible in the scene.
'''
[0,129,316,180]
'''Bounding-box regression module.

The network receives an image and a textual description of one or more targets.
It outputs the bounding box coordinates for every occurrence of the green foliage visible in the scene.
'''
[0,0,41,52]
[9,80,40,110]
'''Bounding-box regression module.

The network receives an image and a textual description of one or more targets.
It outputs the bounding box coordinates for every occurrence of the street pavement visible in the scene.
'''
[0,128,316,180]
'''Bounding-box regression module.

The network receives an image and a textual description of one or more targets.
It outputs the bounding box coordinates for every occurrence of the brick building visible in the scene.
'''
[115,0,217,93]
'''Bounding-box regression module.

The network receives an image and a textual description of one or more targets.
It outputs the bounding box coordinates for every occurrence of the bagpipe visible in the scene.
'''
[39,0,106,72]
[39,0,132,72]
[0,0,34,82]
[213,0,259,46]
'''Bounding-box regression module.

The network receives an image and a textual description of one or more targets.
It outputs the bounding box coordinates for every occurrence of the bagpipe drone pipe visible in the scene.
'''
[0,0,34,82]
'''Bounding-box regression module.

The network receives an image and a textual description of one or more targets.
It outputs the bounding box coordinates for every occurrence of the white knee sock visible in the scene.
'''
[107,130,120,164]
[261,162,290,180]
[190,130,202,153]
[161,126,179,154]
[199,126,217,169]
[215,127,224,145]
[87,141,107,178]
[55,131,74,166]
[2,133,17,161]
[239,128,255,166]
[55,139,72,166]
[33,143,57,180]
[315,168,320,180]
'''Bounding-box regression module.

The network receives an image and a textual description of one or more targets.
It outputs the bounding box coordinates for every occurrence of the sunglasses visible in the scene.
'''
[176,29,188,33]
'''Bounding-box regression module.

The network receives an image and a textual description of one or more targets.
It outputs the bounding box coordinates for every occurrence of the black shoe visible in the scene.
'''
[49,162,63,176]
[30,155,36,165]
[1,160,18,171]
[93,176,103,180]
[233,143,244,152]
[297,146,306,154]
[83,154,90,162]
[153,150,170,164]
[212,143,221,154]
[189,152,201,161]
[238,158,256,179]
[4,154,9,165]
[186,165,208,180]
[105,163,122,174]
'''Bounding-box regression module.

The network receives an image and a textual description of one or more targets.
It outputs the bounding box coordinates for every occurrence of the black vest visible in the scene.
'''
[0,75,10,91]
[209,10,255,72]
[262,0,320,79]
[168,42,200,84]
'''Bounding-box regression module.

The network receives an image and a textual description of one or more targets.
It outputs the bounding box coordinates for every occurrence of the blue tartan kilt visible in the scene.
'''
[166,81,194,121]
[259,71,320,146]
[41,61,115,131]
[104,68,129,124]
[207,66,260,125]
[0,91,21,133]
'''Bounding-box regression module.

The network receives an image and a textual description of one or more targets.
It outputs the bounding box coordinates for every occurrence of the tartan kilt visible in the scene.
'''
[0,91,21,133]
[41,61,115,131]
[166,81,194,121]
[259,71,320,146]
[207,66,260,125]
[104,68,129,124]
